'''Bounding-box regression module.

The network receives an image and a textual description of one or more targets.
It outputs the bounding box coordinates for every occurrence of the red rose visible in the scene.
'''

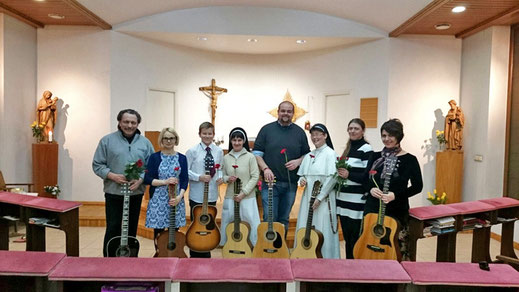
[369,170,377,175]
[336,157,340,161]
[310,154,315,158]
[232,165,239,169]
[280,148,286,154]
[174,167,180,171]
[340,156,346,160]
[215,164,221,169]
[136,159,143,167]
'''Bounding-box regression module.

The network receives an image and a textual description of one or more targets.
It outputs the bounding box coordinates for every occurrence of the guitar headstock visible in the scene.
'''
[311,180,322,198]
[266,178,276,189]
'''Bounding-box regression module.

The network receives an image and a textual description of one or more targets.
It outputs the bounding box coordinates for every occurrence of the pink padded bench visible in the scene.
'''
[49,257,177,291]
[171,258,293,292]
[0,191,81,256]
[291,259,410,291]
[0,250,65,291]
[402,261,519,289]
[480,197,519,260]
[408,204,460,262]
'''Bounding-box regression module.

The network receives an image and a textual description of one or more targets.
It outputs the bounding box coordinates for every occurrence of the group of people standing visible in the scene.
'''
[93,101,423,260]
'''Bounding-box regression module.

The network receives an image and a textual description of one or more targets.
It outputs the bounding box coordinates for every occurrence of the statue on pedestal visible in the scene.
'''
[37,90,58,142]
[444,100,464,150]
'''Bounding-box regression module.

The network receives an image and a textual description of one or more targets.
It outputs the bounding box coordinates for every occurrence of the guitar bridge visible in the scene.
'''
[196,231,211,236]
[229,250,246,255]
[367,244,385,253]
[263,249,278,254]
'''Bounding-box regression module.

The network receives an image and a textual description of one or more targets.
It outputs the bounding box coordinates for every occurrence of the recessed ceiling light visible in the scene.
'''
[48,14,65,19]
[247,38,258,43]
[197,37,208,41]
[296,39,307,44]
[435,23,451,30]
[452,6,466,13]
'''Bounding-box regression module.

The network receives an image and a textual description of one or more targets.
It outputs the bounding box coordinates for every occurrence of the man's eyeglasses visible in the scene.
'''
[162,137,176,142]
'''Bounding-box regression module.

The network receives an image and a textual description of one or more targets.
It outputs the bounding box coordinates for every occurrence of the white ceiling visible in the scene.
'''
[77,0,434,54]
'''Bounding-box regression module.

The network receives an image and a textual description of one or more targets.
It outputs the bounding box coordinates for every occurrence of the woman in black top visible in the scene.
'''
[364,119,423,260]
[336,118,373,259]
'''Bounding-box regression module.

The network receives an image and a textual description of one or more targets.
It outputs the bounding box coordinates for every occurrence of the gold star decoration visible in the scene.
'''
[268,90,307,122]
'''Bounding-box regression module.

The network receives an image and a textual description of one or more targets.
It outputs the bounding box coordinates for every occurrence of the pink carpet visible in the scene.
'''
[0,250,65,276]
[172,258,293,283]
[49,257,178,281]
[402,261,519,287]
[409,204,459,220]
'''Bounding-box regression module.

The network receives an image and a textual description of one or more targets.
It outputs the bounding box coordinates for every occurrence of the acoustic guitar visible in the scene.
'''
[106,182,140,257]
[155,183,187,258]
[253,180,290,258]
[290,180,324,259]
[222,178,253,258]
[353,156,401,261]
[186,158,220,252]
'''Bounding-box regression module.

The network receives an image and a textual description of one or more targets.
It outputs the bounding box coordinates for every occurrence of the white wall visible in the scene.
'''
[0,14,37,183]
[387,35,463,207]
[37,26,111,201]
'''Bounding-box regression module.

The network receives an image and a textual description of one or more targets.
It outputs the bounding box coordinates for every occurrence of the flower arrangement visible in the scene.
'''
[44,185,61,197]
[124,159,146,181]
[436,130,446,148]
[427,189,447,205]
[31,121,45,142]
[334,156,351,190]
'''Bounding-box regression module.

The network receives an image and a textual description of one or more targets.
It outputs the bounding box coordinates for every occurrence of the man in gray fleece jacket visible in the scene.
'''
[92,109,154,257]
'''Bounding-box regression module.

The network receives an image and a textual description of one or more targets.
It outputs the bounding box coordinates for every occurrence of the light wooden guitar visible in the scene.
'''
[253,180,290,258]
[290,180,324,259]
[186,158,220,252]
[155,184,187,258]
[353,156,401,261]
[106,182,140,257]
[222,178,253,258]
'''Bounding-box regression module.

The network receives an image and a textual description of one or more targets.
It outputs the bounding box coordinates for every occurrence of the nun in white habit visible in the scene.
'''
[296,123,340,259]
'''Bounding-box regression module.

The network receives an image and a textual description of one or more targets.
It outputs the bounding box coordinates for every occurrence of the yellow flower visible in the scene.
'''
[440,131,444,134]
[31,121,37,127]
[427,192,433,199]
[436,130,440,135]
[437,197,441,201]
[433,189,437,194]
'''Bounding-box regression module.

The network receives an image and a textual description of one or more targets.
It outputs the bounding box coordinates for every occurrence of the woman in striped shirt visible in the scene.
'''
[336,118,373,259]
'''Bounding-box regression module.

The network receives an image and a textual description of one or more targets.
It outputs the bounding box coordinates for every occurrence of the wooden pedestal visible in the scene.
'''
[32,143,58,197]
[435,150,463,203]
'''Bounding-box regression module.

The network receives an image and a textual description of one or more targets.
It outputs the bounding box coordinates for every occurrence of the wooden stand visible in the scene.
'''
[435,150,463,203]
[32,143,58,197]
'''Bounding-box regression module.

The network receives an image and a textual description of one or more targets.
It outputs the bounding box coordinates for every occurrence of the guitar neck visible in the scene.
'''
[304,196,316,240]
[168,184,177,244]
[202,170,210,215]
[378,160,394,225]
[268,186,273,232]
[234,179,242,233]
[121,183,130,247]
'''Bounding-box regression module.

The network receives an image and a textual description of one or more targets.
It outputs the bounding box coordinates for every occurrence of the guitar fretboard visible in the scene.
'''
[267,184,274,233]
[233,179,242,234]
[202,170,210,216]
[168,184,177,244]
[304,181,321,241]
[120,182,131,247]
[378,156,397,226]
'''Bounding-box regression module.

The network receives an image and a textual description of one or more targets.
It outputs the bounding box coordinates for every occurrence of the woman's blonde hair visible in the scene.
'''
[158,127,179,147]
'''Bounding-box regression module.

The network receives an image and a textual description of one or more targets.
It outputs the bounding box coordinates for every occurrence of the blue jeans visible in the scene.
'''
[261,181,297,233]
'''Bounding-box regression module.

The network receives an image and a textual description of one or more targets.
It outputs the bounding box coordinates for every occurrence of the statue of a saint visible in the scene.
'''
[444,99,464,150]
[37,90,58,141]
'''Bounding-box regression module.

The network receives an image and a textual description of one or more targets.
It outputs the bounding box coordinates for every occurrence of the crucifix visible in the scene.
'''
[199,79,227,127]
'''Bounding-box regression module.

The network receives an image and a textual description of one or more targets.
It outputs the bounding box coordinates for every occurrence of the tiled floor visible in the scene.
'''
[7,224,516,261]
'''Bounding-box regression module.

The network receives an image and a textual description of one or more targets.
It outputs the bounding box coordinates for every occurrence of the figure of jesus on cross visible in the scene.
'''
[199,79,227,127]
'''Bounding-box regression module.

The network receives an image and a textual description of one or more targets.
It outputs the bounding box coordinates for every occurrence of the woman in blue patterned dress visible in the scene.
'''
[144,127,188,242]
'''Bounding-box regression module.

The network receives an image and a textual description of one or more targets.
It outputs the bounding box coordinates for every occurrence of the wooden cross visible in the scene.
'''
[199,79,227,127]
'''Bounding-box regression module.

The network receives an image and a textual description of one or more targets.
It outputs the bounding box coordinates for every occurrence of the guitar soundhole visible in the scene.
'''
[200,214,210,225]
[116,246,131,257]
[302,238,311,249]
[373,224,385,238]
[232,232,242,241]
[167,242,176,251]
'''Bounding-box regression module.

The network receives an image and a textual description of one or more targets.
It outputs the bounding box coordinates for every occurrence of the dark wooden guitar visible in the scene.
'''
[290,180,324,259]
[106,182,140,257]
[155,183,187,258]
[253,180,290,258]
[186,159,220,252]
[353,156,401,260]
[222,178,253,258]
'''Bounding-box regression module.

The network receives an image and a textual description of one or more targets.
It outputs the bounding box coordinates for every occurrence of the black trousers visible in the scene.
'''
[189,199,216,258]
[103,193,143,257]
[339,215,362,259]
